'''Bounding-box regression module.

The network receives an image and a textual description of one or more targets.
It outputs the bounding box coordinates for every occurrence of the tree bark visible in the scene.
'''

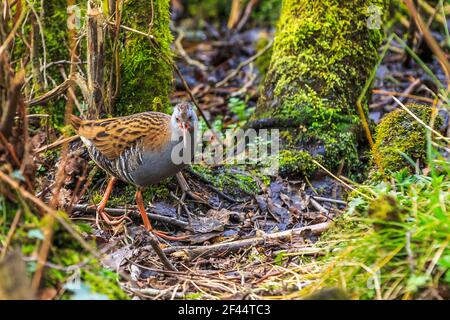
[114,0,174,115]
[253,0,388,178]
[82,0,173,117]
[85,2,106,118]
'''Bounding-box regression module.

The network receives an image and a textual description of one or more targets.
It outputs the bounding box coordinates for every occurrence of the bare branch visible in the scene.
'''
[163,222,331,258]
[0,69,25,138]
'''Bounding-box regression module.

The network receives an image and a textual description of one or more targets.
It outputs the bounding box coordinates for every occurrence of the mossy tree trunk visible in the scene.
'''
[86,2,106,118]
[84,0,173,117]
[114,0,173,116]
[254,0,388,178]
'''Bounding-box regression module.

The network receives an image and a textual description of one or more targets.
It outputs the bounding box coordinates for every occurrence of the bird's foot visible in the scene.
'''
[95,207,127,230]
[94,177,125,230]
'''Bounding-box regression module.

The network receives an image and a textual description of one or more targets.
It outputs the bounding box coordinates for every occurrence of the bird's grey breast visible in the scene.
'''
[129,137,189,187]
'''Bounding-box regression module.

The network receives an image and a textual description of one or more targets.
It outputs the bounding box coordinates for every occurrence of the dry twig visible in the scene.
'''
[148,233,178,272]
[163,222,331,258]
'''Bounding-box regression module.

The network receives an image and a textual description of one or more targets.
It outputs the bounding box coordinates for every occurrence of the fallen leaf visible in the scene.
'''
[190,208,232,233]
[102,245,133,270]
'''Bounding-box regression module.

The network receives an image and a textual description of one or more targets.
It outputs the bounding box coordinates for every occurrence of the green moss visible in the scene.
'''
[49,218,127,300]
[91,191,103,205]
[142,180,173,200]
[228,172,260,195]
[93,178,174,207]
[48,247,128,300]
[12,1,72,81]
[254,0,388,176]
[255,36,273,81]
[367,194,403,230]
[276,125,364,180]
[372,104,443,173]
[0,198,126,299]
[258,0,386,120]
[17,1,80,127]
[43,2,78,71]
[79,266,127,300]
[277,150,318,177]
[303,164,450,299]
[115,0,173,115]
[191,165,260,196]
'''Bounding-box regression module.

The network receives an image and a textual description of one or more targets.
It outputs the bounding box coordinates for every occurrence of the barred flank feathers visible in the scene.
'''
[70,115,82,131]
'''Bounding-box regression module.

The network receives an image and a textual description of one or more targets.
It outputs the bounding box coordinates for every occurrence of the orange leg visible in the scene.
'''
[96,177,126,229]
[135,189,152,230]
[135,189,189,241]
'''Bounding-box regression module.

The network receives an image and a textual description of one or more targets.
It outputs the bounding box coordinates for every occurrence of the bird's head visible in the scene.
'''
[171,102,198,147]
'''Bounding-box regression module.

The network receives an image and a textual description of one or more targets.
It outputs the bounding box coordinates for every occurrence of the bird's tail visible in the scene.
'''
[70,114,82,131]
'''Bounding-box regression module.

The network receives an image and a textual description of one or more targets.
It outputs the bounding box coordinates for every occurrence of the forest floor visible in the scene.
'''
[33,15,445,299]
[63,24,344,299]
[1,3,449,300]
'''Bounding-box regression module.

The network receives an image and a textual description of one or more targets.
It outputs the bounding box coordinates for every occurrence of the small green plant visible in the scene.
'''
[228,98,255,127]
[298,146,450,299]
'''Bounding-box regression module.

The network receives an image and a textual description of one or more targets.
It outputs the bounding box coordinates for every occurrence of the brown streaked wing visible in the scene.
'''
[76,112,171,160]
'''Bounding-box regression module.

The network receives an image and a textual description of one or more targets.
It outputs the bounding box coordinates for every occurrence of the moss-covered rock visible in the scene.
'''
[372,104,442,173]
[191,165,262,197]
[367,194,403,230]
[277,150,319,177]
[115,0,173,115]
[253,0,389,178]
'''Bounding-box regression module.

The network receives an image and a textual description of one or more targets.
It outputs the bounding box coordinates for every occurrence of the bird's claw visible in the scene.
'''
[96,207,127,230]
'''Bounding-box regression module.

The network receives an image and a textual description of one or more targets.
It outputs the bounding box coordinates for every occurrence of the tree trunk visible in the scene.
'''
[86,2,106,118]
[82,0,173,117]
[253,0,388,178]
[114,0,174,115]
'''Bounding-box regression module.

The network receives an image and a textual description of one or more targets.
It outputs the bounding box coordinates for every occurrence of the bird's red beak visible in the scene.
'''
[181,123,188,150]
